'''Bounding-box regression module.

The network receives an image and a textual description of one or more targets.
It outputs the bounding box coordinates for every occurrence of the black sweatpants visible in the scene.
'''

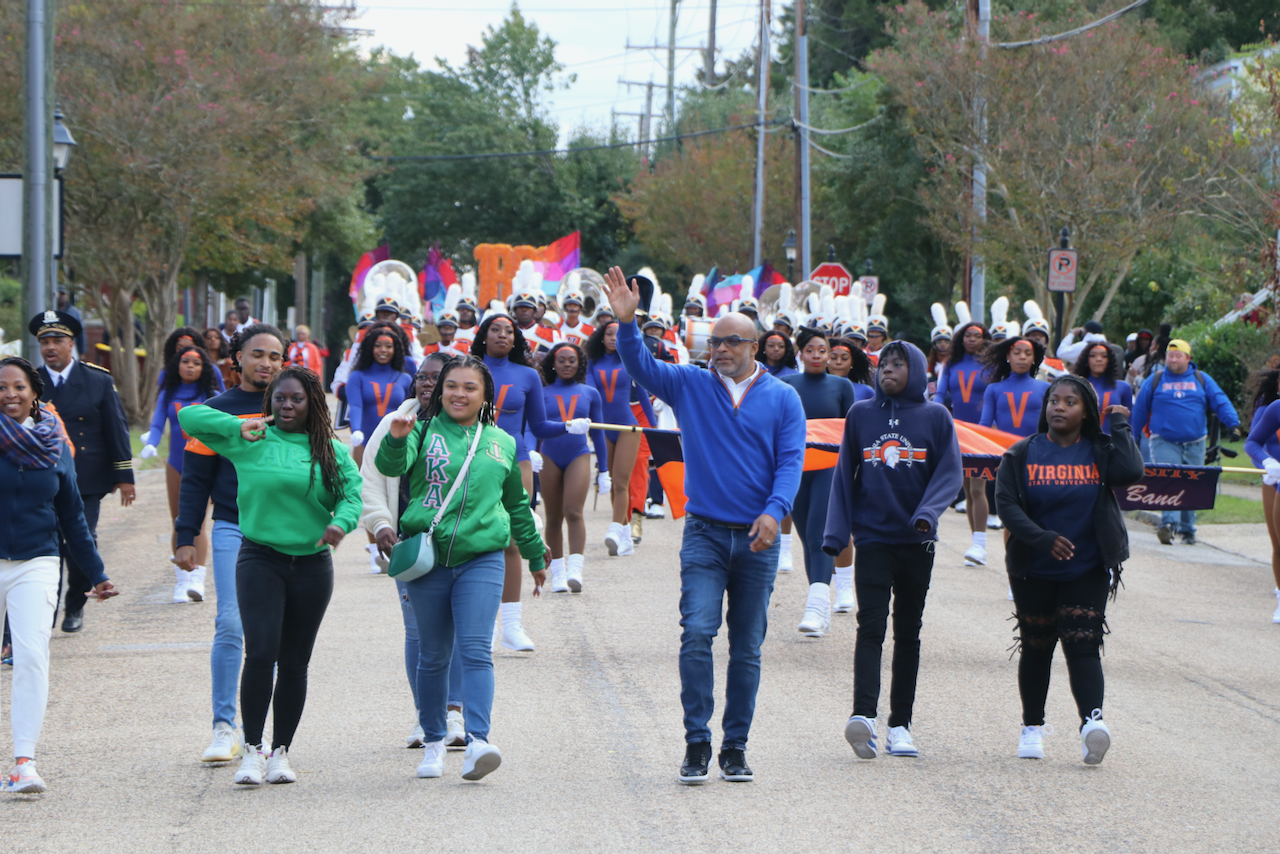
[57,492,103,619]
[852,541,935,729]
[236,539,334,749]
[1009,565,1109,727]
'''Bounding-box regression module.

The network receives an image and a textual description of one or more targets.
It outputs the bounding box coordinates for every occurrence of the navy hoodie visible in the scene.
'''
[823,342,964,550]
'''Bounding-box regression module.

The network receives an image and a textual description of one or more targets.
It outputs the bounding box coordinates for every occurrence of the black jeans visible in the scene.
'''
[57,492,103,618]
[236,540,334,749]
[1009,565,1109,727]
[853,541,935,728]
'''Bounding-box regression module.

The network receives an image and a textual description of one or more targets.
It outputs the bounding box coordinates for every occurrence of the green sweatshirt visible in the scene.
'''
[178,404,363,555]
[375,414,546,572]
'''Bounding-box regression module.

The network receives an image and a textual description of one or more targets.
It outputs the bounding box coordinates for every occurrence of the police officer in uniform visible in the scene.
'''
[30,310,135,632]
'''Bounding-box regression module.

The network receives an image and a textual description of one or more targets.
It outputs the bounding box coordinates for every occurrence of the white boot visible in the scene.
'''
[797,582,832,637]
[172,564,190,604]
[548,558,569,593]
[566,554,584,593]
[605,522,624,557]
[186,565,207,602]
[499,602,534,652]
[777,534,794,573]
[832,566,854,614]
[366,542,385,574]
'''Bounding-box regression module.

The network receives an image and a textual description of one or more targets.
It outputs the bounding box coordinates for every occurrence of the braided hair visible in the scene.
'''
[1072,341,1122,384]
[163,346,219,398]
[1037,374,1102,438]
[423,355,498,426]
[982,336,1046,384]
[355,321,407,373]
[540,342,587,386]
[263,366,346,498]
[470,314,530,367]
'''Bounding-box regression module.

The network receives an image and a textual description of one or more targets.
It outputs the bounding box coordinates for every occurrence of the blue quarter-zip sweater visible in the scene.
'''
[823,342,964,550]
[615,321,806,525]
[980,371,1050,438]
[1131,361,1239,443]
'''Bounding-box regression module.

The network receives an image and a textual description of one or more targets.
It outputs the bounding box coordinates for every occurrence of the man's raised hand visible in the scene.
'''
[604,266,641,323]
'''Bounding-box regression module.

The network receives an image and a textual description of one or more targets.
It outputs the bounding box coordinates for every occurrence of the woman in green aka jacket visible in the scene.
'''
[178,366,361,788]
[376,355,547,783]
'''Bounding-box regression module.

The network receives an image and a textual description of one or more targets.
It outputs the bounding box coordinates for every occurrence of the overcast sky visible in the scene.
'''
[351,0,767,144]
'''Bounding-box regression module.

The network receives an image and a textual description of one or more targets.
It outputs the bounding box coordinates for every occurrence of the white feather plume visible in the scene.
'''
[930,303,948,329]
[660,293,673,317]
[444,284,462,314]
[689,274,705,295]
[807,294,822,316]
[834,295,849,326]
[820,285,835,319]
[461,271,477,303]
[955,300,971,326]
[638,266,659,293]
[990,295,1009,328]
[717,304,728,317]
[778,282,793,313]
[871,293,886,318]
[1023,300,1044,322]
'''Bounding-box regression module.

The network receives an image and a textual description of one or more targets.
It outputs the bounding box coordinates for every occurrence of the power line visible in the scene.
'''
[793,76,873,95]
[997,0,1149,49]
[790,113,881,135]
[808,138,851,159]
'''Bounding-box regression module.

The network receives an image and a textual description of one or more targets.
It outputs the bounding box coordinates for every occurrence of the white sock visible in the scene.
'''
[500,602,522,629]
[568,554,584,572]
[548,557,565,575]
[780,533,792,550]
[972,531,987,548]
[807,581,830,605]
[833,565,852,588]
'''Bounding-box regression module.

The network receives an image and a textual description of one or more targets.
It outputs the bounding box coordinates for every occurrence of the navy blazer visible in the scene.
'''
[38,361,135,496]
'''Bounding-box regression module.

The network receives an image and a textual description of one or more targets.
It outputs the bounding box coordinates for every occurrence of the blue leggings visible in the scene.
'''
[792,468,835,585]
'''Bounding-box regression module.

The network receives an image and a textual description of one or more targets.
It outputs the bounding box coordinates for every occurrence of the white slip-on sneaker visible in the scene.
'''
[5,760,46,793]
[886,726,919,757]
[445,710,467,749]
[1018,724,1051,759]
[797,583,831,637]
[987,514,1003,530]
[264,747,296,784]
[406,723,425,749]
[461,740,502,781]
[566,554,584,593]
[186,565,207,602]
[549,558,569,593]
[1080,710,1110,765]
[844,715,878,759]
[202,722,243,763]
[417,741,445,778]
[501,623,535,652]
[172,564,190,604]
[964,544,987,566]
[234,744,266,785]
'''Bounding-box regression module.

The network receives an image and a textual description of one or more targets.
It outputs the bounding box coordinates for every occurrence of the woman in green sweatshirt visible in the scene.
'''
[178,366,362,787]
[376,355,547,783]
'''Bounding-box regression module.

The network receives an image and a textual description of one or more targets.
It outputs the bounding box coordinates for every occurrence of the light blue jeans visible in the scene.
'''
[395,578,463,712]
[1149,434,1207,534]
[403,552,505,743]
[210,520,244,728]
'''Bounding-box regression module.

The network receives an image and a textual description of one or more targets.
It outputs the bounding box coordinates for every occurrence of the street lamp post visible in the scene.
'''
[51,105,76,315]
[783,230,797,283]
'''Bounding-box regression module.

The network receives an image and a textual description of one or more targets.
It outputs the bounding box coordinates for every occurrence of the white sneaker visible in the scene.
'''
[964,544,987,566]
[566,554,584,593]
[445,709,467,749]
[777,536,794,573]
[886,725,919,757]
[366,543,385,574]
[844,715,877,759]
[5,760,46,793]
[605,523,624,556]
[406,723,425,749]
[416,741,445,778]
[202,722,243,763]
[1018,724,1051,759]
[172,565,190,604]
[643,499,666,519]
[797,582,831,637]
[986,514,1003,530]
[234,743,266,785]
[501,623,535,652]
[1272,589,1280,624]
[1080,710,1110,765]
[616,527,636,556]
[461,740,502,781]
[954,499,967,514]
[186,565,206,602]
[264,746,296,784]
[549,558,569,594]
[833,581,854,614]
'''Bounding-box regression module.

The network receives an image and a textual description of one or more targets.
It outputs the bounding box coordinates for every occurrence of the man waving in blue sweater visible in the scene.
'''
[604,266,806,786]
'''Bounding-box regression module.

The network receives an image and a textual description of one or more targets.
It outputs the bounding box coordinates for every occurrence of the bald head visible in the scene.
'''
[709,313,760,381]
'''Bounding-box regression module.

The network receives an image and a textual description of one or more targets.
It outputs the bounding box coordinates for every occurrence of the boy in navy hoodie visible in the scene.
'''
[823,340,963,759]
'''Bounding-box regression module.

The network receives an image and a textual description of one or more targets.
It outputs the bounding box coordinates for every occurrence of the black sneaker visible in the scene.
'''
[1181,531,1197,545]
[1156,523,1175,545]
[718,747,753,782]
[678,742,712,785]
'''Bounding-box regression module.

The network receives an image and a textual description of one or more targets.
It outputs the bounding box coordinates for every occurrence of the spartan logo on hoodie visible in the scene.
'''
[863,433,928,470]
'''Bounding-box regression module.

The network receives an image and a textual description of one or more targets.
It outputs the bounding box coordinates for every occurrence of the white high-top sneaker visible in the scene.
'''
[777,534,794,573]
[832,566,854,614]
[172,564,190,604]
[566,554,584,593]
[548,558,569,593]
[797,582,832,637]
[186,565,207,602]
[605,523,625,556]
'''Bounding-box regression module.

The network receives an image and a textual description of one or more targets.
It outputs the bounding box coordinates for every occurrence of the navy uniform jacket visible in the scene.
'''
[38,361,135,496]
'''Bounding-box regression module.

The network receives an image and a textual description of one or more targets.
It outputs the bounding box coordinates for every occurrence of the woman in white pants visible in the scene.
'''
[0,357,118,793]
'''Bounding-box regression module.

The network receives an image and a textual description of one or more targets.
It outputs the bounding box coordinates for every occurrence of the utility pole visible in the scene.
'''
[1053,228,1069,349]
[23,0,53,359]
[666,0,679,125]
[705,0,717,86]
[968,0,990,323]
[751,0,770,268]
[793,0,812,282]
[618,79,663,160]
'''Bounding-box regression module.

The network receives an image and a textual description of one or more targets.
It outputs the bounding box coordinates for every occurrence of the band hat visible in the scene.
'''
[457,296,479,312]
[1126,332,1138,344]
[374,296,401,313]
[1167,339,1192,356]
[929,303,952,342]
[562,291,585,307]
[512,292,539,310]
[436,310,460,329]
[642,314,667,331]
[29,309,83,340]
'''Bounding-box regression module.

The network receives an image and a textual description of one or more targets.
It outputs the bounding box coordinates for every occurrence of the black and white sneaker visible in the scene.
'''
[678,742,712,785]
[1157,523,1175,545]
[1181,531,1197,545]
[717,747,753,782]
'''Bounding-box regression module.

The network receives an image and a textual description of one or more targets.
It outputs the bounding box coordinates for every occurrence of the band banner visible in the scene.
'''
[1112,464,1222,512]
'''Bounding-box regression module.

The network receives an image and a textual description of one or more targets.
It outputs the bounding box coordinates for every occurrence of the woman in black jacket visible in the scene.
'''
[995,374,1143,766]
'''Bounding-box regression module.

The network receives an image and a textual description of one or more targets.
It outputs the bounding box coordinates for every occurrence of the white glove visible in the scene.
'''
[565,418,591,435]
[140,444,158,460]
[529,450,543,473]
[1264,459,1280,485]
[598,471,612,493]
[350,430,365,448]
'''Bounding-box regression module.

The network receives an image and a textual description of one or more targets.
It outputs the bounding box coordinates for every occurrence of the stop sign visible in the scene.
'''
[811,262,854,296]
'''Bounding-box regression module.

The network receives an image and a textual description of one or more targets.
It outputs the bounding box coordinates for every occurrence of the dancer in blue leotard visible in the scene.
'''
[935,320,993,565]
[1244,369,1280,621]
[157,326,226,393]
[347,321,413,469]
[586,320,658,557]
[757,330,797,377]
[539,342,608,594]
[980,337,1051,439]
[1072,342,1133,435]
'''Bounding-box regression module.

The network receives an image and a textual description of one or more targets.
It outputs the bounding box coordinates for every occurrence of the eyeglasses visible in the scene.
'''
[707,335,753,349]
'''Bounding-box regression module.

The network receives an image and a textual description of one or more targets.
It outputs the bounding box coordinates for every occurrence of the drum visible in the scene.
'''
[683,318,715,362]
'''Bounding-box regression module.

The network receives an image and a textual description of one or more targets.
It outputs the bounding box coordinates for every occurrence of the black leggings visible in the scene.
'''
[236,540,334,749]
[1009,566,1109,727]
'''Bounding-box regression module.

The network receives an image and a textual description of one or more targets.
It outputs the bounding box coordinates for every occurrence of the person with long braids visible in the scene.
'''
[1243,369,1280,623]
[585,320,657,558]
[471,314,589,651]
[1073,342,1133,435]
[142,346,220,603]
[779,328,858,637]
[935,320,993,566]
[178,367,361,786]
[757,331,797,378]
[0,357,118,793]
[996,375,1142,764]
[539,342,608,593]
[376,356,549,782]
[346,321,414,469]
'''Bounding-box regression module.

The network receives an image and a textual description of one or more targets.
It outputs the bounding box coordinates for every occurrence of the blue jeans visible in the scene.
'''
[403,551,505,743]
[1149,435,1207,533]
[678,515,779,750]
[395,578,464,711]
[210,520,244,728]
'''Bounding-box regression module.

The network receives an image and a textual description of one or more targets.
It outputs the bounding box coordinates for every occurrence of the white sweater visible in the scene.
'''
[359,397,421,537]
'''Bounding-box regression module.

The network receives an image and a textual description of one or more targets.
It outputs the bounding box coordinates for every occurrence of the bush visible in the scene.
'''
[1172,318,1277,409]
[0,276,22,346]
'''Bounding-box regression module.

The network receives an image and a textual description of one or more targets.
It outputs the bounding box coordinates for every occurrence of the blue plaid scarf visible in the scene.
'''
[0,405,66,470]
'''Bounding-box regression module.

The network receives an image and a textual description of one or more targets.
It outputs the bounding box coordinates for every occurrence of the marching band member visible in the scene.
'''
[757,331,797,378]
[453,274,481,352]
[865,294,889,361]
[346,321,414,474]
[1073,341,1133,435]
[926,303,953,398]
[980,332,1051,440]
[559,291,595,347]
[1022,301,1065,377]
